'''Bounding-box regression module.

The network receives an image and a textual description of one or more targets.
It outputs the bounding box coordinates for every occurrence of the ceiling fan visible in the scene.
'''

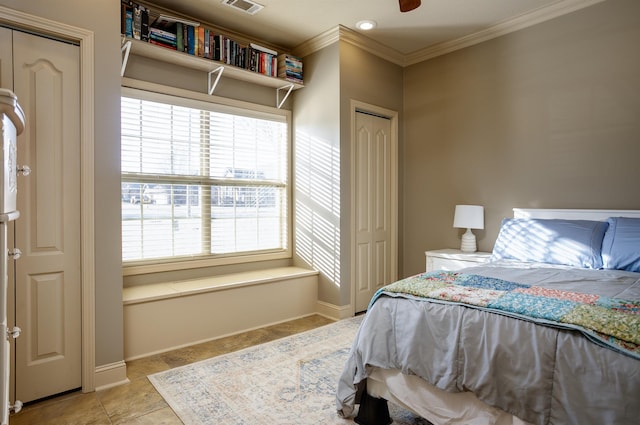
[399,0,421,12]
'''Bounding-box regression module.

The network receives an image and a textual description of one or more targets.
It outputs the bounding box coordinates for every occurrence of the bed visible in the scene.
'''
[336,208,640,425]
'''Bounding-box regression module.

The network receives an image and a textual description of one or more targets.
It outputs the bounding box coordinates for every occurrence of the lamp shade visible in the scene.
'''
[453,205,484,230]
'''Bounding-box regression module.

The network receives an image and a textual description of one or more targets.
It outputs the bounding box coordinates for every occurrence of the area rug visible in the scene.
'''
[148,316,430,425]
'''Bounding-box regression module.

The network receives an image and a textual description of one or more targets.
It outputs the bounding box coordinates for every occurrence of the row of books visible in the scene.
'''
[120,1,302,82]
[121,1,150,42]
[278,54,303,85]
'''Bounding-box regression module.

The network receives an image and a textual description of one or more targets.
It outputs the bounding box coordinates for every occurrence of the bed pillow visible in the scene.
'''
[601,217,640,273]
[491,218,608,269]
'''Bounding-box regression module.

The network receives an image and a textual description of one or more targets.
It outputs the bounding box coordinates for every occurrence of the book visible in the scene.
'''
[186,25,195,55]
[140,5,149,41]
[213,34,222,61]
[120,0,132,35]
[183,24,188,53]
[132,3,142,40]
[204,29,210,59]
[208,31,215,60]
[197,26,205,57]
[249,43,277,56]
[149,27,177,40]
[176,22,184,52]
[149,39,177,50]
[153,14,200,30]
[277,54,303,83]
[124,8,133,38]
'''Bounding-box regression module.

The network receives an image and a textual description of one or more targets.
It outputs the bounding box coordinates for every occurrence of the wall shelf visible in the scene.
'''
[121,37,303,107]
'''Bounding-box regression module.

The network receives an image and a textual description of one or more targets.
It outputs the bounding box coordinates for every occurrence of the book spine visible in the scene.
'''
[204,29,210,59]
[183,24,188,53]
[149,34,177,45]
[149,27,177,39]
[140,6,149,41]
[176,22,184,52]
[214,35,221,61]
[132,3,142,40]
[197,26,205,57]
[208,31,215,60]
[121,0,132,35]
[149,39,177,50]
[125,9,133,38]
[187,25,195,55]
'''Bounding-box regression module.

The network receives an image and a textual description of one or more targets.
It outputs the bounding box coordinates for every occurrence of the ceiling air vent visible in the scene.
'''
[221,0,264,15]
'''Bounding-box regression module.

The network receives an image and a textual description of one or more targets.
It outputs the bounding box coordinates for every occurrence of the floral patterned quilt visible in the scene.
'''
[373,271,640,359]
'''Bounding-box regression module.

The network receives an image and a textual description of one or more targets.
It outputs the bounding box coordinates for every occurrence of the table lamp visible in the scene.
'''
[453,205,484,252]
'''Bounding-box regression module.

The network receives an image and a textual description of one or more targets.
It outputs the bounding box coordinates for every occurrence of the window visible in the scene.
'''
[121,88,289,268]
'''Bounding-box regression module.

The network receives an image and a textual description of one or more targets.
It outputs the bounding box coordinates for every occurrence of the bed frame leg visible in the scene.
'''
[354,390,391,425]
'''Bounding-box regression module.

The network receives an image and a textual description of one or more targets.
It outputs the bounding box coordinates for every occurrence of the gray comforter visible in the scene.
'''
[336,262,640,425]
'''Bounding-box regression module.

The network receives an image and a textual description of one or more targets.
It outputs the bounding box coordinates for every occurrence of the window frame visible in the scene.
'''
[121,80,292,276]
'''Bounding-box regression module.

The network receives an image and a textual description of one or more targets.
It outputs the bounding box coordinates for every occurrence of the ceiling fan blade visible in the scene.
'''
[399,0,421,13]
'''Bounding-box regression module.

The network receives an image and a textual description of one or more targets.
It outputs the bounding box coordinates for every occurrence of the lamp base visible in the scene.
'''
[460,228,477,253]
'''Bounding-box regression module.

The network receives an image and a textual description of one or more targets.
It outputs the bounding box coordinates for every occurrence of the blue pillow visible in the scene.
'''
[491,218,608,269]
[601,217,640,273]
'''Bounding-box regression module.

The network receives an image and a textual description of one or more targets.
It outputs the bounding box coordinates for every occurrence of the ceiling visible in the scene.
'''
[147,0,602,60]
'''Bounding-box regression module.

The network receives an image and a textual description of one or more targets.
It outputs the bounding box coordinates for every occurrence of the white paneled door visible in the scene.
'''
[354,110,394,313]
[3,29,82,403]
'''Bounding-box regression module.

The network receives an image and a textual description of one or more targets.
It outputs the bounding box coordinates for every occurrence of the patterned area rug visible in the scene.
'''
[149,316,431,425]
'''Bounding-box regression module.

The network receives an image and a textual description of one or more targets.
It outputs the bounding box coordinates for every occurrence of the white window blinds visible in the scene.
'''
[121,91,288,264]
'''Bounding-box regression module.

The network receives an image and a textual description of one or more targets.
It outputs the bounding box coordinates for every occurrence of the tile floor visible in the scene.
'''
[10,314,335,425]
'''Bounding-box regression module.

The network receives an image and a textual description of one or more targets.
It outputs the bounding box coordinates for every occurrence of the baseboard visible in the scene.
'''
[94,361,129,391]
[316,300,352,320]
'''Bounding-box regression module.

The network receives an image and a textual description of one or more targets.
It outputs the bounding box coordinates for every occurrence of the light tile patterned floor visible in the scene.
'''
[10,315,335,425]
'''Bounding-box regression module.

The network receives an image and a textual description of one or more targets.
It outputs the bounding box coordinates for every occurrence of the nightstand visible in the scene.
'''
[425,249,492,272]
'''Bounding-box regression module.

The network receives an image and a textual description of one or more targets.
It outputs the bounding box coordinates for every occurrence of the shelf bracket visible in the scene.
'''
[276,84,294,109]
[208,66,225,95]
[121,39,132,77]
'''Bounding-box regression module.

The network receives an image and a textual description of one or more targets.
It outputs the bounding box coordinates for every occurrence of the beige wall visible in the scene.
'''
[402,0,640,277]
[0,0,124,367]
[293,41,403,307]
[338,42,404,303]
[292,43,342,305]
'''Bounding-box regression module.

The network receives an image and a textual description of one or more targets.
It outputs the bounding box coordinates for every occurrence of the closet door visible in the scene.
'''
[354,111,393,313]
[10,30,82,403]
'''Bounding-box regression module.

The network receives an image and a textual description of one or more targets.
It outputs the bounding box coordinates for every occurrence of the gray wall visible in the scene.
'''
[402,0,640,277]
[0,0,124,367]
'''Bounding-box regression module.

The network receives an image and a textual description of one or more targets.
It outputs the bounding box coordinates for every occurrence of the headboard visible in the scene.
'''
[513,208,640,221]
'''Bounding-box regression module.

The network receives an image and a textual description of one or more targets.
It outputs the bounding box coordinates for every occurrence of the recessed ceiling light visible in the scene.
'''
[356,20,377,31]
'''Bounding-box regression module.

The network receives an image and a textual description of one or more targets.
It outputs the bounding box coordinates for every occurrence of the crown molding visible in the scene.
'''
[293,0,606,67]
[292,25,405,66]
[292,26,340,58]
[336,25,406,66]
[406,0,607,65]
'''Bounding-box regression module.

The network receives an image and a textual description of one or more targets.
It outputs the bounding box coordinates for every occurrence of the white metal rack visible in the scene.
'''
[121,37,303,108]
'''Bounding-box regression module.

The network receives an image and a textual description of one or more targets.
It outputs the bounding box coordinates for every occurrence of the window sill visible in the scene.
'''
[123,266,318,305]
[122,249,292,277]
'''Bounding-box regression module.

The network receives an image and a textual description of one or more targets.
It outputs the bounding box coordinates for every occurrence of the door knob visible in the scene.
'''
[9,400,22,413]
[8,248,21,260]
[17,165,31,176]
[7,326,20,339]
